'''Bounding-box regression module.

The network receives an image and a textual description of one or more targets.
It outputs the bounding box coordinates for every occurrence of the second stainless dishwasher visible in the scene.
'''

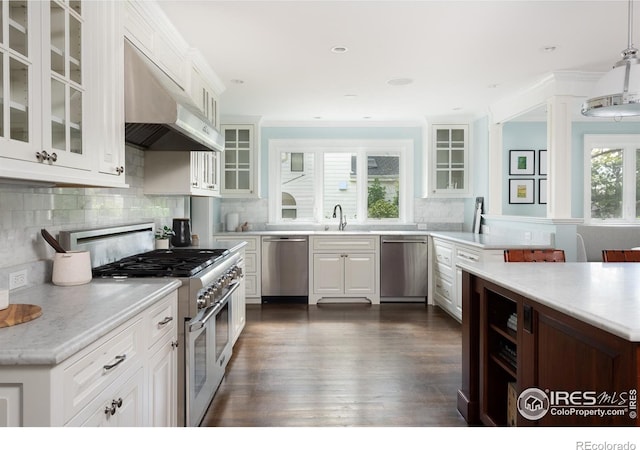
[380,235,428,302]
[261,236,309,303]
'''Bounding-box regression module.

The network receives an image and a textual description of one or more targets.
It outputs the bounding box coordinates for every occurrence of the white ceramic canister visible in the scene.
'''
[52,251,92,286]
[226,213,239,232]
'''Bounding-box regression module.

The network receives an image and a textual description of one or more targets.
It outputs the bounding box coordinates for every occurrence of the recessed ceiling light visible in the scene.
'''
[452,107,462,111]
[313,116,323,120]
[387,78,413,86]
[344,94,358,99]
[488,83,499,89]
[230,79,244,85]
[331,46,348,53]
[541,45,558,53]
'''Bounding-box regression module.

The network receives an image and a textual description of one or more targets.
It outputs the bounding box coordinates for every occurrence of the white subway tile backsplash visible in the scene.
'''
[0,146,187,270]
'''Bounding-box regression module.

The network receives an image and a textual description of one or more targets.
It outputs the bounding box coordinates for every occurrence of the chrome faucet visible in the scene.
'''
[332,204,347,231]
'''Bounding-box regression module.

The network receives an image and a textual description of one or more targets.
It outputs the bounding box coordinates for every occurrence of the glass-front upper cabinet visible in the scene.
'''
[430,124,470,196]
[221,124,256,197]
[0,1,88,170]
[45,0,87,168]
[0,0,34,151]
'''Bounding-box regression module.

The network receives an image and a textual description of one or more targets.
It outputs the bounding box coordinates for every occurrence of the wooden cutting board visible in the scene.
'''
[0,304,42,328]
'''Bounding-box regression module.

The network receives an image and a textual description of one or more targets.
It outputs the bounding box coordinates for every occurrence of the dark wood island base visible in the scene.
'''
[458,270,639,427]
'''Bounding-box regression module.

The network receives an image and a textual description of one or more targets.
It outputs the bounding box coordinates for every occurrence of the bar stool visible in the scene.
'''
[503,249,566,262]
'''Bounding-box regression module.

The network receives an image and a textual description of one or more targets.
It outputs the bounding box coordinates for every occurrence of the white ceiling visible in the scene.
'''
[158,0,636,124]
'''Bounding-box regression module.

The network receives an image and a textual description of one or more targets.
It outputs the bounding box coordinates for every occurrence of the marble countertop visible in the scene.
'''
[458,261,640,341]
[213,230,431,236]
[0,278,181,365]
[429,231,551,249]
[213,230,551,249]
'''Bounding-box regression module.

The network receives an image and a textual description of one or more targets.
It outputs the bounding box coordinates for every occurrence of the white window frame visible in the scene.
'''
[268,139,414,225]
[583,134,640,224]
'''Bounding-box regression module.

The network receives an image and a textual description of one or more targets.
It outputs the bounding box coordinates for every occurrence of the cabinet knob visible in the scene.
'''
[171,340,179,349]
[50,152,58,162]
[115,166,124,175]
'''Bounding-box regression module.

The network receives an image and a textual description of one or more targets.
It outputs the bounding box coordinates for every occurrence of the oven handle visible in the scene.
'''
[189,280,240,333]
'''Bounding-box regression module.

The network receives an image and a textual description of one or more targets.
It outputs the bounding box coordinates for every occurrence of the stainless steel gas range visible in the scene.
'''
[60,222,243,427]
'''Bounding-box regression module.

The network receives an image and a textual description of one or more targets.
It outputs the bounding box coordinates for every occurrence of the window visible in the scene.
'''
[268,139,413,224]
[584,135,640,223]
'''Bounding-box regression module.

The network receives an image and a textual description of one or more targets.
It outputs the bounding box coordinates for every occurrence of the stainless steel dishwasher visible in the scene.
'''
[380,235,428,302]
[261,236,309,303]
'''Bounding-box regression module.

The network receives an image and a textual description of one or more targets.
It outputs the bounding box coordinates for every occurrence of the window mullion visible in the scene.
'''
[624,145,636,221]
[315,150,323,223]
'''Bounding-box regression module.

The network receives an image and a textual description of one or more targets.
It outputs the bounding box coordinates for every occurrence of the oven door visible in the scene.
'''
[185,280,238,427]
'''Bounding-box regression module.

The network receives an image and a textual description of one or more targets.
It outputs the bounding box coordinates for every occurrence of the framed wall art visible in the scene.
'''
[509,178,534,204]
[509,150,535,175]
[539,178,547,204]
[538,149,547,175]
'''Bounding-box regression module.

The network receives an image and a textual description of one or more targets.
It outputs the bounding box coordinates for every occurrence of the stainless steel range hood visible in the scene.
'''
[124,39,224,151]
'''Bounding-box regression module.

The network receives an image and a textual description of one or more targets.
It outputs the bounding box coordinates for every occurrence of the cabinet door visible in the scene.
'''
[91,0,125,178]
[148,336,177,427]
[343,254,375,295]
[313,254,344,295]
[42,0,89,170]
[69,368,145,427]
[431,125,469,196]
[0,1,41,159]
[222,125,255,196]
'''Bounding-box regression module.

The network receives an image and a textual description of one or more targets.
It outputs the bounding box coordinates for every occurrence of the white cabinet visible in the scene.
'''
[145,292,178,427]
[221,124,259,197]
[188,50,224,130]
[431,236,503,321]
[0,290,178,427]
[231,251,246,346]
[309,235,379,305]
[123,0,188,89]
[66,368,145,427]
[428,124,470,197]
[144,151,221,197]
[213,235,261,303]
[0,0,126,187]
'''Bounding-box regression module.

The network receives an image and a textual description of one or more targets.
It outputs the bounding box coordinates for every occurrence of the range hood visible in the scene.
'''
[124,39,224,151]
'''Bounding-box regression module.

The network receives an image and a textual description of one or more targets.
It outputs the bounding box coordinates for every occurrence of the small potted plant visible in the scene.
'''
[155,226,174,249]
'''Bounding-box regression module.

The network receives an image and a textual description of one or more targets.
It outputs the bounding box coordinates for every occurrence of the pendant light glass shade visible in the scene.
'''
[581,1,640,117]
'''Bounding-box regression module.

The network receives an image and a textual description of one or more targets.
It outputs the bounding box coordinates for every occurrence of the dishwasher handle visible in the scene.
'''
[263,238,308,242]
[381,239,428,244]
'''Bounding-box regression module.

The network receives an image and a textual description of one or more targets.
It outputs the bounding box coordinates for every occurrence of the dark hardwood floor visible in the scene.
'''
[201,303,467,427]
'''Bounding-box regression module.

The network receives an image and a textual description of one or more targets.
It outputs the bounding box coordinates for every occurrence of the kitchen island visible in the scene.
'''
[457,261,639,426]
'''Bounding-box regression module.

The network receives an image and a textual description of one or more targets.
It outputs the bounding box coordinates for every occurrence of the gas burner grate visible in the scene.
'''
[92,248,230,278]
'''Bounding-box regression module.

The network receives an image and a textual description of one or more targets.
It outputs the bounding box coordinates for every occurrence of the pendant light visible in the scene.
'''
[581,0,640,117]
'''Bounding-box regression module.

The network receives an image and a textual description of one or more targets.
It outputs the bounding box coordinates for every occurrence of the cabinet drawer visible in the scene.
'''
[145,292,178,350]
[62,319,144,423]
[434,271,454,302]
[456,246,481,264]
[313,236,377,252]
[215,235,258,252]
[433,241,453,268]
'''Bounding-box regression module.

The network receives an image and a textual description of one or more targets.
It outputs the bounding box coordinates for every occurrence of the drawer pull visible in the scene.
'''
[103,354,126,371]
[158,316,173,326]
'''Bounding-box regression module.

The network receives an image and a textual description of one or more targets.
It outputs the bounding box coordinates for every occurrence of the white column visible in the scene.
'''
[487,121,503,215]
[546,95,573,219]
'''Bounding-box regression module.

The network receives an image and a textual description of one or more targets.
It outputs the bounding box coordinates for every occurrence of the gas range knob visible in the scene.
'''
[197,295,206,310]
